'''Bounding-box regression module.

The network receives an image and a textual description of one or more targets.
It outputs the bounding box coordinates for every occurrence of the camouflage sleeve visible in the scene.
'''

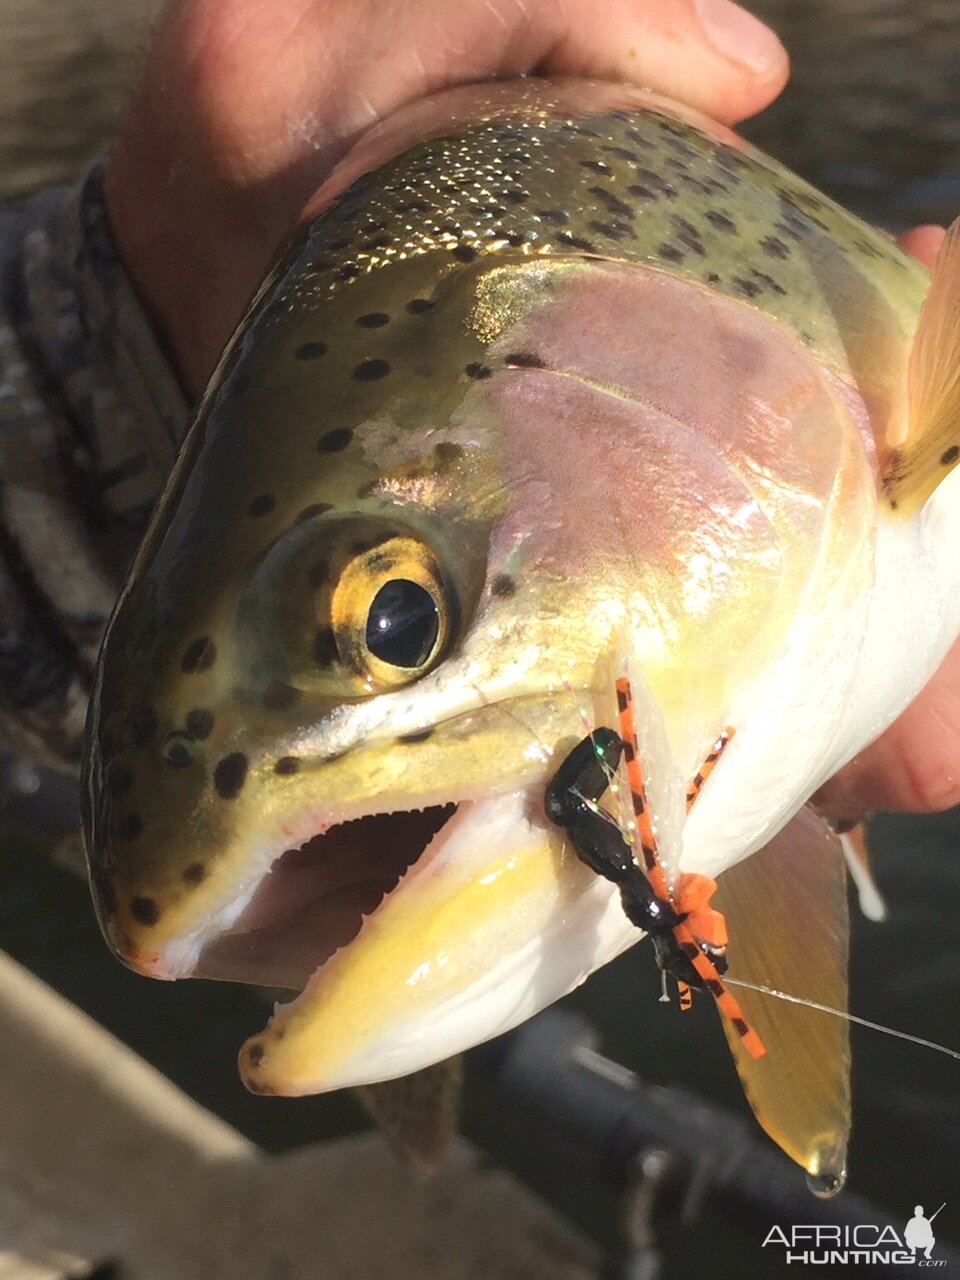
[0,161,189,773]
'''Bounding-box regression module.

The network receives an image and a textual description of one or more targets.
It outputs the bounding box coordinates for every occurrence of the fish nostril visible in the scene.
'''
[162,736,194,768]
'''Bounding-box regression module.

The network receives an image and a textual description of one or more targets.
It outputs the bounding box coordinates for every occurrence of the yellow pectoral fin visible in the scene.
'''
[713,806,850,1183]
[356,1056,462,1173]
[883,216,960,515]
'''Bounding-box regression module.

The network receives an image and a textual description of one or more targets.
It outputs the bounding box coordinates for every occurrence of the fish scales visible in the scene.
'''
[83,80,960,1179]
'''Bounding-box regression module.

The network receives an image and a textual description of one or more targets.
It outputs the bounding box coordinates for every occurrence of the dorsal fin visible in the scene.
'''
[713,806,850,1180]
[882,216,960,515]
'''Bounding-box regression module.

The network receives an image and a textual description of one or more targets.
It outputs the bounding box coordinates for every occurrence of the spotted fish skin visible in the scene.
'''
[83,81,959,1105]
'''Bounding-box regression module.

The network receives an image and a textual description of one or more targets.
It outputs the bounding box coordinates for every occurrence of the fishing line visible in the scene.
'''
[724,975,960,1062]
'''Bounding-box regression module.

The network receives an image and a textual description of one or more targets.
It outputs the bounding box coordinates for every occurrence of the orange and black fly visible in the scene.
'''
[545,675,765,1059]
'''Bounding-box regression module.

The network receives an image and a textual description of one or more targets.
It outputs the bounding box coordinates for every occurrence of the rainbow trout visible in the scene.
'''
[83,80,960,1180]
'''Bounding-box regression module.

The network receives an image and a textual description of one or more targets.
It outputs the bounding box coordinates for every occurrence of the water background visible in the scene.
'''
[1,2,958,1275]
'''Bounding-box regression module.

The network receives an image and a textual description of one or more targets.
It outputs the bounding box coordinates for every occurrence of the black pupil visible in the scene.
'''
[365,579,440,668]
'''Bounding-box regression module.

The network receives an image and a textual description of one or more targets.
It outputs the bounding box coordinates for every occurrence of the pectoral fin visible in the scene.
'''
[713,806,850,1181]
[355,1056,462,1173]
[882,216,960,515]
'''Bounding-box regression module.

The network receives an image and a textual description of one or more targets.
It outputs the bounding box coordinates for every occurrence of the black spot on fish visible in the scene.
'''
[706,211,737,233]
[941,445,960,466]
[465,362,492,380]
[262,681,301,712]
[623,127,655,150]
[317,428,354,453]
[131,895,159,925]
[274,757,301,776]
[118,813,144,841]
[338,264,361,280]
[491,574,516,598]
[182,637,216,674]
[853,236,883,260]
[183,862,207,884]
[504,352,545,369]
[602,146,638,162]
[247,1041,265,1067]
[406,298,435,314]
[295,341,328,360]
[750,269,787,297]
[588,186,636,220]
[535,209,569,226]
[732,276,762,299]
[398,728,434,744]
[760,235,791,259]
[214,753,248,801]
[361,234,393,251]
[130,706,158,746]
[634,169,677,200]
[353,359,390,381]
[355,479,380,499]
[433,442,463,467]
[580,160,611,175]
[452,244,477,263]
[162,738,193,768]
[313,626,338,667]
[356,312,391,328]
[589,220,631,242]
[248,493,276,518]
[657,243,685,264]
[556,230,597,253]
[498,189,529,205]
[185,709,214,740]
[297,502,333,522]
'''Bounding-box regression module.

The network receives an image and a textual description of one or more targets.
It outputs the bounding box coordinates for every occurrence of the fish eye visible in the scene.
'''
[241,517,461,698]
[329,533,452,691]
[365,579,440,670]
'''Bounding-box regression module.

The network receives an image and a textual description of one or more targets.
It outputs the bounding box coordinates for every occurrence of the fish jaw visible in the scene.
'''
[238,790,633,1095]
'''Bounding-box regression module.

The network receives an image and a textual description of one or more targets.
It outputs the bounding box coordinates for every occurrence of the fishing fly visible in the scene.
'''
[546,675,766,1059]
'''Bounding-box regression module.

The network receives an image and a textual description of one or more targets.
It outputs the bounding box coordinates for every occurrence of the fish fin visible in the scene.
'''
[354,1056,462,1173]
[839,821,888,922]
[713,806,850,1179]
[882,216,960,515]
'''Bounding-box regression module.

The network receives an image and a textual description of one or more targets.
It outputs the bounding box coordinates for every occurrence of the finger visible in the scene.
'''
[161,0,787,187]
[897,224,946,268]
[108,0,787,389]
[815,633,960,816]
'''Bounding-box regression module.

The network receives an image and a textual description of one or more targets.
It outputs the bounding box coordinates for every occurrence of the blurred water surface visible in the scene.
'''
[0,1,958,1276]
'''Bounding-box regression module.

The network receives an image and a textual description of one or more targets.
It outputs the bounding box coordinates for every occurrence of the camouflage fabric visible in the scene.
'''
[0,163,188,770]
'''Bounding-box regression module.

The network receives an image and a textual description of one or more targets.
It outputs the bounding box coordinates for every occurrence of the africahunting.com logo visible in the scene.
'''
[763,1204,947,1266]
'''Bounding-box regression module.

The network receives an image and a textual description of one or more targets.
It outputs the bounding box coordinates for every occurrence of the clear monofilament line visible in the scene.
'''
[724,976,960,1062]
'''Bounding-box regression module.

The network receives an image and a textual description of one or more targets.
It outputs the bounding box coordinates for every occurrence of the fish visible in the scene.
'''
[82,78,960,1182]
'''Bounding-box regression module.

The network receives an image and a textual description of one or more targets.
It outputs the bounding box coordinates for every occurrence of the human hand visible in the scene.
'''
[103,0,788,395]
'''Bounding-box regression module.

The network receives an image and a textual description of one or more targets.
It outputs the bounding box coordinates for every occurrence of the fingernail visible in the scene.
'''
[694,0,784,73]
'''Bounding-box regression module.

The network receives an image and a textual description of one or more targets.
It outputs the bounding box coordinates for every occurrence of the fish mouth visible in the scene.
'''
[192,804,459,990]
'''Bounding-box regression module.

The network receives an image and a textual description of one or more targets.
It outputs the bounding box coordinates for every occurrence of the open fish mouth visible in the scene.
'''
[192,803,460,991]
